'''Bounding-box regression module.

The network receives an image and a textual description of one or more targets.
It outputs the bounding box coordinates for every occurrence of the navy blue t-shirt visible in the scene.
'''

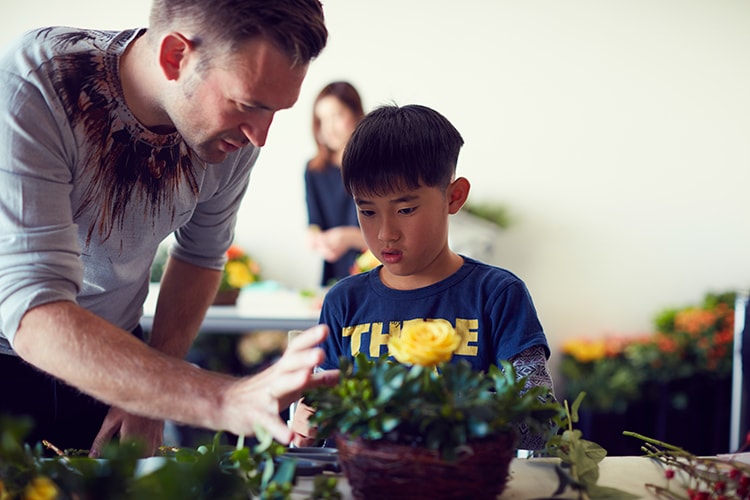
[318,256,550,371]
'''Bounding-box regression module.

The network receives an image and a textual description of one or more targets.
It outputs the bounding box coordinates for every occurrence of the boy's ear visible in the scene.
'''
[158,32,194,81]
[448,177,471,215]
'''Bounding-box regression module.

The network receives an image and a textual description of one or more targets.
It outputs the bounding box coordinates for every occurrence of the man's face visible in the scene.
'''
[167,38,308,164]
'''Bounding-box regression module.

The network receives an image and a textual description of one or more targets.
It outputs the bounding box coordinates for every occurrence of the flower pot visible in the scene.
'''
[213,288,240,306]
[334,432,517,500]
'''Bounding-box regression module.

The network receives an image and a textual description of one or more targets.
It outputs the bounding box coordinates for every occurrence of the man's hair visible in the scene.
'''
[341,104,464,197]
[149,0,327,66]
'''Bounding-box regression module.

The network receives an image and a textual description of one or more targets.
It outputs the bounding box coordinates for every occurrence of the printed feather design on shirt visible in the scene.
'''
[38,28,200,247]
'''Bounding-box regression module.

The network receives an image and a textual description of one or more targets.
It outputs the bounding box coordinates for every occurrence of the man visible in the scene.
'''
[0,0,336,456]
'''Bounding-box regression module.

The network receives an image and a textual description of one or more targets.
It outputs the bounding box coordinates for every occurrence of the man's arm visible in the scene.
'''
[91,256,223,455]
[13,299,337,447]
[149,255,222,357]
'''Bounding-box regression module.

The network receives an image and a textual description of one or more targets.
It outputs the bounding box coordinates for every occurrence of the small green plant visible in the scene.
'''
[544,393,639,499]
[0,414,338,499]
[305,352,561,461]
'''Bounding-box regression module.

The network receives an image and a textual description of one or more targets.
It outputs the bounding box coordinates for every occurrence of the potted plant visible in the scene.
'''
[214,244,261,305]
[304,320,562,500]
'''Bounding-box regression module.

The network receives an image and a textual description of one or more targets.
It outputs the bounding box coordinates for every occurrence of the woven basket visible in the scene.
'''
[335,432,517,500]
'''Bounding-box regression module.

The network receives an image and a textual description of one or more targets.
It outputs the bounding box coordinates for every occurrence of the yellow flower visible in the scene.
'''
[562,337,607,363]
[23,477,59,500]
[225,260,255,289]
[388,320,461,367]
[350,249,381,275]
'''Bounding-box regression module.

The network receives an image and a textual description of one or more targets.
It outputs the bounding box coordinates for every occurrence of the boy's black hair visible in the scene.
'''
[341,104,464,197]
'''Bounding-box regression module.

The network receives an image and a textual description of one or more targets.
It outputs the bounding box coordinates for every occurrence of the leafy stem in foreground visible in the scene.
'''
[544,392,638,500]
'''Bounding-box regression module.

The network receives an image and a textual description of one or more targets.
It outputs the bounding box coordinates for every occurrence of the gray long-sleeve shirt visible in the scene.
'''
[0,27,259,354]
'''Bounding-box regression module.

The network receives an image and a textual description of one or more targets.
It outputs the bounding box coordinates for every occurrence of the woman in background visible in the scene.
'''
[305,81,366,286]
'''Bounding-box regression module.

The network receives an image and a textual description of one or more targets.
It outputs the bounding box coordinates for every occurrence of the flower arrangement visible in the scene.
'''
[219,244,261,292]
[305,320,561,459]
[560,291,736,413]
[150,243,262,292]
[349,249,380,275]
[630,291,735,381]
[560,335,643,413]
[304,320,561,499]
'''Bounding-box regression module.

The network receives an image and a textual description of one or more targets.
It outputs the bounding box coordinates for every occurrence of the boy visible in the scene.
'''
[292,104,555,450]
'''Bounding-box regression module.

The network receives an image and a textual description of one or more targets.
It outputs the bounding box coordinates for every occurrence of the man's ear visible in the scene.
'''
[447,177,471,215]
[158,32,193,81]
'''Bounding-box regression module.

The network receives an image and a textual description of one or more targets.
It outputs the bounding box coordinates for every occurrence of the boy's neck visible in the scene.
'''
[379,252,464,290]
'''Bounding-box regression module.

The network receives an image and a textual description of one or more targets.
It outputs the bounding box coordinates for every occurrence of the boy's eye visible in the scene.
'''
[359,209,375,217]
[237,102,256,113]
[399,207,416,215]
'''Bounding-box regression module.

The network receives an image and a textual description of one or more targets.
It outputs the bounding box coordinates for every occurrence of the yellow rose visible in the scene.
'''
[388,320,461,367]
[225,260,254,289]
[23,477,59,500]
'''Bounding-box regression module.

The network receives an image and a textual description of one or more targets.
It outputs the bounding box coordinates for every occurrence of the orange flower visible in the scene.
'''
[226,244,245,261]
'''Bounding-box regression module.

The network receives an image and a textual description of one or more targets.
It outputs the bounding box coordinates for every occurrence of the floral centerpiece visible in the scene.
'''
[561,291,736,412]
[349,248,380,275]
[628,291,735,381]
[214,244,261,305]
[560,291,737,456]
[560,335,644,413]
[304,320,562,500]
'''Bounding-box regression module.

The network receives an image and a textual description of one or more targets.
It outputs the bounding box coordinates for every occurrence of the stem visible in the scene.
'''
[622,431,685,452]
[564,400,573,433]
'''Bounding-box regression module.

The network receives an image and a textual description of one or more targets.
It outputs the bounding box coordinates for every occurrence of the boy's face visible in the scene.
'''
[354,179,468,289]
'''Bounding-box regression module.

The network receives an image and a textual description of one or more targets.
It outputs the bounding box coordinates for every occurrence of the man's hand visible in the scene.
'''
[219,325,339,445]
[90,407,164,457]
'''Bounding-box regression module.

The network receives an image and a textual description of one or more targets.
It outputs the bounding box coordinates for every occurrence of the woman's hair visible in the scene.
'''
[149,0,327,67]
[341,104,464,198]
[308,81,365,171]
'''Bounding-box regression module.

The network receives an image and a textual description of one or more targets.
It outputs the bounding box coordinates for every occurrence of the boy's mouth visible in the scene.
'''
[380,249,402,264]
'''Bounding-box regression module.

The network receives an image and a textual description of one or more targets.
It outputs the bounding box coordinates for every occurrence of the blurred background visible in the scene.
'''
[3,0,749,453]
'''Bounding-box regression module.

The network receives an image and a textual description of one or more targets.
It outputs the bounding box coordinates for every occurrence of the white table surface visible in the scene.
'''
[141,282,322,334]
[291,452,750,499]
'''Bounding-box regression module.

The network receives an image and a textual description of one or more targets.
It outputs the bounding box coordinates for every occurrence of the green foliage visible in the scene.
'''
[0,416,338,499]
[559,350,641,413]
[149,244,169,283]
[304,353,562,461]
[561,290,737,413]
[545,394,639,500]
[629,291,736,382]
[463,201,514,229]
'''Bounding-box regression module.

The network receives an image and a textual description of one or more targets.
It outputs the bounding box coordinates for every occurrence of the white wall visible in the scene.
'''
[3,1,750,378]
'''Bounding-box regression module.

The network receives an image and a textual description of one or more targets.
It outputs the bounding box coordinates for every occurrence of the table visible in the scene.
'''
[290,453,750,499]
[141,282,322,334]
